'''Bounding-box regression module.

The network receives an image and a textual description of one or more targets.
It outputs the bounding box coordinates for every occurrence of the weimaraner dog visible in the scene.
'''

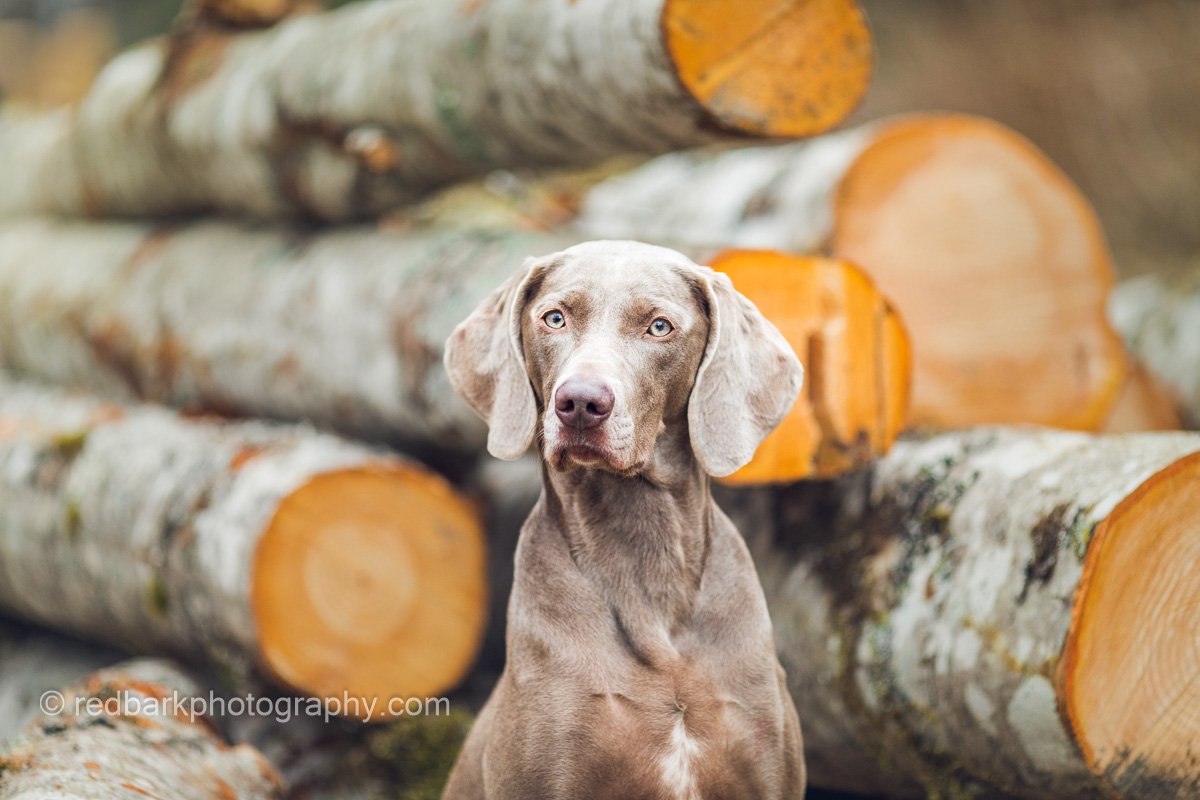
[442,240,805,799]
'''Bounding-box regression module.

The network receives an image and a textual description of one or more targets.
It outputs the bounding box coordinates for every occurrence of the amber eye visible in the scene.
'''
[543,310,566,329]
[647,318,674,337]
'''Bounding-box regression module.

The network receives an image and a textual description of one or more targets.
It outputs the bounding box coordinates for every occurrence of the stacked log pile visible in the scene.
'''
[0,0,870,220]
[1,1,1197,799]
[0,222,911,481]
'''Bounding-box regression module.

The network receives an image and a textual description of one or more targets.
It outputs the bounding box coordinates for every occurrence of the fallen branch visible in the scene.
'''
[0,0,869,221]
[0,374,486,720]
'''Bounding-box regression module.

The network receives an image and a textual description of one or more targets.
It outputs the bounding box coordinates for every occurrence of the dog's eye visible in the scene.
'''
[647,318,674,337]
[543,310,567,329]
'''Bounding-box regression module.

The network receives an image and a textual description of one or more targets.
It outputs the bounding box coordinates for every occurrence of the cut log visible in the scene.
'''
[710,250,910,483]
[0,624,474,800]
[0,374,486,720]
[0,659,283,799]
[0,219,910,481]
[712,428,1200,799]
[0,0,870,221]
[579,113,1129,432]
[1111,275,1200,428]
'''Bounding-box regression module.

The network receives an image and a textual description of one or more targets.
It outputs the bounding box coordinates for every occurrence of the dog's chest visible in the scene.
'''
[569,663,774,800]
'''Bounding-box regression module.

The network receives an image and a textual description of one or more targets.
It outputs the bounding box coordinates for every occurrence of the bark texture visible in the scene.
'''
[577,113,1128,432]
[715,428,1200,799]
[0,0,869,221]
[0,659,283,799]
[0,625,474,800]
[0,218,908,480]
[0,374,485,714]
[1110,275,1200,428]
[0,219,556,459]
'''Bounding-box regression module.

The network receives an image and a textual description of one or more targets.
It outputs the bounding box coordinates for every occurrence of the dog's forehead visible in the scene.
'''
[537,241,700,306]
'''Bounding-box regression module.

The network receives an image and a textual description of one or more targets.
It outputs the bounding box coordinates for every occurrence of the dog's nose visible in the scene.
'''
[554,378,614,430]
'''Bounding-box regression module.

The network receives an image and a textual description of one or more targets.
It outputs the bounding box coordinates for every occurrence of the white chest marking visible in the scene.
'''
[659,716,703,799]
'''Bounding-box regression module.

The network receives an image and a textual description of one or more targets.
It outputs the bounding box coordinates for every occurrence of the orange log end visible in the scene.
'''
[663,0,872,137]
[832,113,1127,431]
[252,464,486,721]
[712,249,911,484]
[1060,452,1200,798]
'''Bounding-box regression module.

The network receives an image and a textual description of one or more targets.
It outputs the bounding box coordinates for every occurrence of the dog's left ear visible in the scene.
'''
[444,258,544,460]
[688,269,804,477]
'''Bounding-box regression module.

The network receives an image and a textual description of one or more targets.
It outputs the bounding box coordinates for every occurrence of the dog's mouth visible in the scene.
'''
[550,431,631,473]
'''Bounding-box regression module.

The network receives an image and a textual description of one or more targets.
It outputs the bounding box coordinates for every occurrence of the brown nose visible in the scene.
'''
[554,378,614,430]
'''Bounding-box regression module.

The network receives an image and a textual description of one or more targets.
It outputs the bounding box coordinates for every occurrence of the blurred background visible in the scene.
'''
[1,0,1196,277]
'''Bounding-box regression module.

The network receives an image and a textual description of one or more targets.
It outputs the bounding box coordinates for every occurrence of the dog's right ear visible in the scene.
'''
[444,259,542,460]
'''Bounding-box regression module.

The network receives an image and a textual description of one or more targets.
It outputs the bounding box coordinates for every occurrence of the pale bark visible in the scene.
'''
[0,625,473,800]
[0,374,482,711]
[0,219,906,480]
[579,124,877,252]
[0,658,283,799]
[1110,275,1200,428]
[0,0,868,221]
[0,219,573,457]
[714,428,1200,799]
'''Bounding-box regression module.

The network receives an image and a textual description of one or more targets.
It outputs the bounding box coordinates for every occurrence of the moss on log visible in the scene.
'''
[716,428,1200,799]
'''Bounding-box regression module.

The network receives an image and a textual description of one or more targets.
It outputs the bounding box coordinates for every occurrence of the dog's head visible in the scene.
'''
[445,241,802,477]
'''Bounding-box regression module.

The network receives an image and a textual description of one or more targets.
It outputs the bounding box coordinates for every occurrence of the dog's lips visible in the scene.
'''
[552,430,623,469]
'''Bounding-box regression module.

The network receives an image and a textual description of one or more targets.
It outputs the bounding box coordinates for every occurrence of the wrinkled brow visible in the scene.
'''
[669,267,711,320]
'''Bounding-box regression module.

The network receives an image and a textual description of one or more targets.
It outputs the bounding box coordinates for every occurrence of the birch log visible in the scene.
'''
[578,113,1129,432]
[713,428,1200,799]
[0,219,910,482]
[0,375,486,720]
[0,0,870,221]
[0,659,283,799]
[0,625,474,800]
[1111,275,1200,428]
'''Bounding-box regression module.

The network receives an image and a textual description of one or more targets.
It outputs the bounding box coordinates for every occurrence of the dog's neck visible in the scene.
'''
[540,420,712,662]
